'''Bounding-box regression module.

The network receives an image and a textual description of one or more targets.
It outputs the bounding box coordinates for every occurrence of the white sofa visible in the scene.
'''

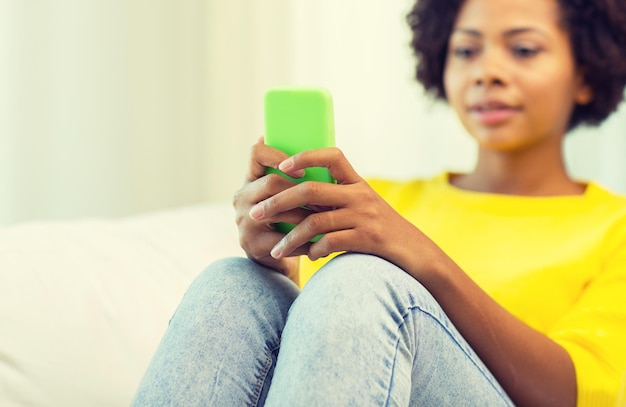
[0,203,244,407]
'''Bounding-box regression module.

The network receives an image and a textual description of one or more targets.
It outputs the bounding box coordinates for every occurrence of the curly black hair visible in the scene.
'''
[406,0,626,131]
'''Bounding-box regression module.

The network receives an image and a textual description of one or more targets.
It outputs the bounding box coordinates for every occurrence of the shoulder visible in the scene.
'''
[585,182,626,230]
[586,182,626,209]
[578,182,626,270]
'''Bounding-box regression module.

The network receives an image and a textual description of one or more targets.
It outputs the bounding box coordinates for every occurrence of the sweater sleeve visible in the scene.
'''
[548,215,626,407]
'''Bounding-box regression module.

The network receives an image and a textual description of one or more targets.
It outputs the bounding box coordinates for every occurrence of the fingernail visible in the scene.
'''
[279,158,294,171]
[279,159,305,178]
[271,242,283,259]
[249,204,264,220]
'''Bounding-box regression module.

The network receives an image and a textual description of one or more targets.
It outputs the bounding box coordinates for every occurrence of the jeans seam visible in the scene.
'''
[384,304,511,405]
[384,335,403,407]
[415,305,510,401]
[249,344,279,407]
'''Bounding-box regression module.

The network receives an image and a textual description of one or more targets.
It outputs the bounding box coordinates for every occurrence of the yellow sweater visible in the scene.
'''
[299,173,626,406]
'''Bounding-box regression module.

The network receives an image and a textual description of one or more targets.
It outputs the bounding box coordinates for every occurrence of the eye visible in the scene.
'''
[512,45,540,58]
[452,46,478,59]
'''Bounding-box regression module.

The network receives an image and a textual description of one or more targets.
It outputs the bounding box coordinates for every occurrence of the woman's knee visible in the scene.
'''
[192,257,258,291]
[193,257,295,294]
[303,254,412,298]
[293,255,410,319]
[293,254,444,326]
[179,257,300,320]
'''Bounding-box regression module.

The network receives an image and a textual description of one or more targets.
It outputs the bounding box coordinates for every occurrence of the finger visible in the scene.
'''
[278,147,362,185]
[241,228,298,260]
[235,172,297,211]
[246,230,312,259]
[308,229,364,261]
[238,205,314,263]
[270,209,355,258]
[250,181,356,221]
[246,139,295,182]
[250,206,314,227]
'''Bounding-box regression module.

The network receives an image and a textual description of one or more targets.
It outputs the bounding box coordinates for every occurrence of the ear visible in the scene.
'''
[574,73,593,105]
[575,84,593,105]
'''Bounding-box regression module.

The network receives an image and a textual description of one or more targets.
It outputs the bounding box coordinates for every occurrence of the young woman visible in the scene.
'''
[132,0,626,405]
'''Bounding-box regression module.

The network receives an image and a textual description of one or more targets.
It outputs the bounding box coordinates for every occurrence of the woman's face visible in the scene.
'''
[443,0,592,152]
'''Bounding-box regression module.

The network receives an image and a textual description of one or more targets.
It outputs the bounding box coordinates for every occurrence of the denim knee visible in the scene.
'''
[194,256,297,296]
[291,255,409,324]
[302,253,412,298]
[192,257,272,292]
[173,257,300,327]
[292,253,452,333]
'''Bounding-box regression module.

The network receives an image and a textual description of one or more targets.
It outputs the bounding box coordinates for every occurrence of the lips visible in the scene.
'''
[469,100,521,126]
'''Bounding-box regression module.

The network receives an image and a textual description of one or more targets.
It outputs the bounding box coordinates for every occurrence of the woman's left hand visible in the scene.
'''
[247,147,444,278]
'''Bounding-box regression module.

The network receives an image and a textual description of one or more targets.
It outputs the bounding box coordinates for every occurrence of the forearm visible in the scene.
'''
[382,225,576,406]
[409,249,576,406]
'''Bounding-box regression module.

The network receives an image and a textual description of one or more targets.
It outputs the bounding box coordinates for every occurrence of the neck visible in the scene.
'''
[451,143,584,197]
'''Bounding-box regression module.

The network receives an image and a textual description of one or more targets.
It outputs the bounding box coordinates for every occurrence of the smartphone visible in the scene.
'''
[263,86,336,237]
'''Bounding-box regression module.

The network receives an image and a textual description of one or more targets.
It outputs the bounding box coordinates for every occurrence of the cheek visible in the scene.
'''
[517,87,575,138]
[521,71,577,118]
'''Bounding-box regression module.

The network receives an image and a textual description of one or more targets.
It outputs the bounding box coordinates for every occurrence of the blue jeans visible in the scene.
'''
[131,254,513,406]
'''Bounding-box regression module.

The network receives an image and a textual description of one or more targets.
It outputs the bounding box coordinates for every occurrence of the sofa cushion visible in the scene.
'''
[0,203,243,407]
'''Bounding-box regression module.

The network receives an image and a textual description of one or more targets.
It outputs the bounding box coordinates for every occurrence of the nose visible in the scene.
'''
[472,48,508,88]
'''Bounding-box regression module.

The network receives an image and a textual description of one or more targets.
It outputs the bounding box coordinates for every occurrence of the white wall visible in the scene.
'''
[1,0,207,225]
[566,104,626,193]
[203,0,294,201]
[1,0,625,226]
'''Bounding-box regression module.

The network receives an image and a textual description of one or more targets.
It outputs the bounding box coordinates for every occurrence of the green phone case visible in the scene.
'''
[264,87,336,238]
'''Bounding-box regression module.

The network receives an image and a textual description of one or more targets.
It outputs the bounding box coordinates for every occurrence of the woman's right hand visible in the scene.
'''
[232,138,310,281]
